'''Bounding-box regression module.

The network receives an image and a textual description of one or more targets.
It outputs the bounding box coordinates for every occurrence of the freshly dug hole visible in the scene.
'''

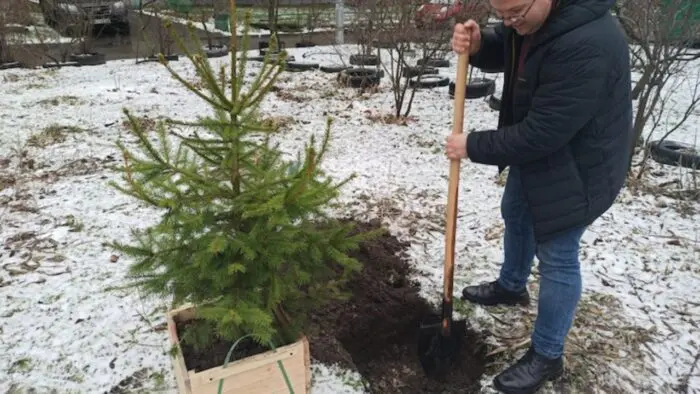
[307,220,487,393]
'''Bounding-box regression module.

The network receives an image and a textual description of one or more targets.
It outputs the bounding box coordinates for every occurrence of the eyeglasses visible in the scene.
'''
[496,0,536,24]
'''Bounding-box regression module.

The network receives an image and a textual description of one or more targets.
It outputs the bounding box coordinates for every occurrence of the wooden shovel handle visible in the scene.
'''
[443,52,469,303]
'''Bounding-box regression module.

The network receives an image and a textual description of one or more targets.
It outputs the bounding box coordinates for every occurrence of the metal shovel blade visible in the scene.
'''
[418,312,467,378]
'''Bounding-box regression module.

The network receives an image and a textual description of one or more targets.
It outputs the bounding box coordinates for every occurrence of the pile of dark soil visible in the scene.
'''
[174,220,487,393]
[307,220,487,393]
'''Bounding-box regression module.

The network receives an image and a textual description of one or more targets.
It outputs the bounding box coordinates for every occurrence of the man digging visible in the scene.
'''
[446,0,633,393]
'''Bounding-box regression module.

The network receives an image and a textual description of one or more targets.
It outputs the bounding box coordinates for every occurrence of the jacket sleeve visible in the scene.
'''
[469,23,505,72]
[466,44,608,166]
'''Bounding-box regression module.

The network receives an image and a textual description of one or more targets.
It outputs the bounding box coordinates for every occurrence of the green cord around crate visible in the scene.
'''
[217,334,295,394]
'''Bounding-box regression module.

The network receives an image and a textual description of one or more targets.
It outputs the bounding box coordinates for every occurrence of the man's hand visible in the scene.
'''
[451,20,482,55]
[446,134,468,160]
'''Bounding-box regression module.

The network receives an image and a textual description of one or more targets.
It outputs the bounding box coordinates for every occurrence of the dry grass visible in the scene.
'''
[495,167,509,186]
[27,124,85,148]
[259,115,296,132]
[627,168,700,216]
[37,95,83,107]
[342,192,446,236]
[273,88,310,103]
[470,281,658,393]
[365,112,417,126]
[405,132,441,155]
[121,116,158,134]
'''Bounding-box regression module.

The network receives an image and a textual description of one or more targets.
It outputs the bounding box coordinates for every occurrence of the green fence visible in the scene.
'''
[663,0,700,40]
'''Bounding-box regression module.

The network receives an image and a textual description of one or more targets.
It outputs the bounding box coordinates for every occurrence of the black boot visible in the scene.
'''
[461,280,530,306]
[493,347,564,394]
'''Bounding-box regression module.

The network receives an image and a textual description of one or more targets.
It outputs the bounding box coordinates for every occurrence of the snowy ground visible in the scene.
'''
[0,44,698,393]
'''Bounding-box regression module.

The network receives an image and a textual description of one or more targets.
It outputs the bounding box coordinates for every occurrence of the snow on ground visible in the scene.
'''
[0,44,698,393]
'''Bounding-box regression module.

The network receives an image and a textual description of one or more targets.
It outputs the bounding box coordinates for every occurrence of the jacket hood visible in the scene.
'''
[533,0,616,45]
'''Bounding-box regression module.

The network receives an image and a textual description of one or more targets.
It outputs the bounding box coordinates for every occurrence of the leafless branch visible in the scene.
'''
[616,0,700,178]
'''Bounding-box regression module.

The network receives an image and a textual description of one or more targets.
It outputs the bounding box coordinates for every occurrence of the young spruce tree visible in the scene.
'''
[107,2,377,350]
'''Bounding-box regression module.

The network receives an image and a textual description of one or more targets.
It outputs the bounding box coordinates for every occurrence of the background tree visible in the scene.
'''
[369,0,490,119]
[347,0,382,57]
[134,3,176,62]
[268,0,281,37]
[614,0,700,172]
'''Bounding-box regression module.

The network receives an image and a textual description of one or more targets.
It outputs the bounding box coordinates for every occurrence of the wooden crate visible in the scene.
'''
[166,305,311,394]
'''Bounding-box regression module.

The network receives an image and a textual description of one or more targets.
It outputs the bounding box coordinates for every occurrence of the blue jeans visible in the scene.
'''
[497,166,586,359]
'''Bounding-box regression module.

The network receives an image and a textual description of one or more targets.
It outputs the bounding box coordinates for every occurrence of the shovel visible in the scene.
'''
[417,51,470,379]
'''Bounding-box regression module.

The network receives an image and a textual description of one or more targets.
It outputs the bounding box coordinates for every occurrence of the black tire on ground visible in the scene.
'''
[0,62,22,70]
[42,62,80,68]
[69,52,106,66]
[136,54,179,64]
[259,40,286,56]
[204,45,229,58]
[488,94,501,111]
[409,74,450,89]
[402,66,438,78]
[649,140,700,169]
[337,68,381,89]
[417,58,450,68]
[285,61,320,72]
[319,64,347,73]
[248,54,296,63]
[448,78,496,99]
[349,54,379,66]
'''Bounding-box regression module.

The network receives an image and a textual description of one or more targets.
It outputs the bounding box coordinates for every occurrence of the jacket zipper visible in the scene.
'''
[510,34,517,80]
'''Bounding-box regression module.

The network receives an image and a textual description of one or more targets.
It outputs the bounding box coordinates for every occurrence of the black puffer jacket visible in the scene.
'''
[466,0,633,242]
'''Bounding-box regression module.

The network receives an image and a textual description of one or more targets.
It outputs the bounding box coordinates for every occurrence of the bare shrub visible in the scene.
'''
[362,0,490,119]
[614,0,700,173]
[133,2,176,61]
[0,0,40,65]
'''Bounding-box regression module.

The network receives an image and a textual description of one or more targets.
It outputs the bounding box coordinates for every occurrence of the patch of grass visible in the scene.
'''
[25,83,46,90]
[366,112,416,126]
[27,124,85,148]
[62,362,85,384]
[8,358,32,373]
[121,115,158,133]
[2,73,20,83]
[274,89,308,102]
[453,297,476,319]
[0,174,16,192]
[62,215,84,232]
[259,115,296,132]
[406,132,438,149]
[495,167,509,186]
[150,371,167,389]
[341,371,369,391]
[37,95,82,106]
[319,88,338,98]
